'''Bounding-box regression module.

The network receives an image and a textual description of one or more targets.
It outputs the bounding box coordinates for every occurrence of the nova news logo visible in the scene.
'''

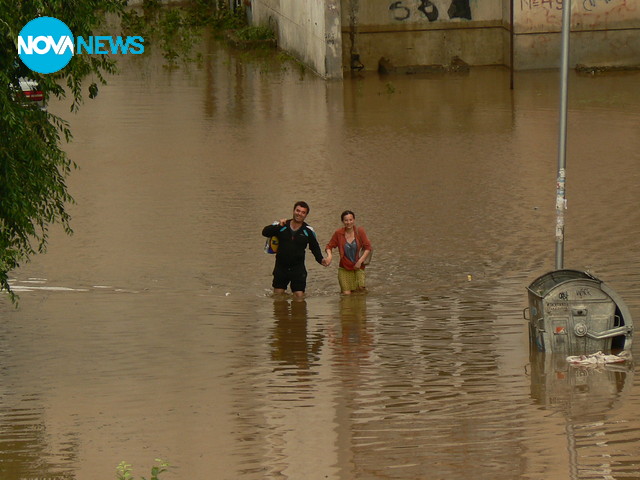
[18,16,144,74]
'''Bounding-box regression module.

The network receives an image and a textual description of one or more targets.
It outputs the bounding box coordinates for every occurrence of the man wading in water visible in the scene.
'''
[262,201,328,298]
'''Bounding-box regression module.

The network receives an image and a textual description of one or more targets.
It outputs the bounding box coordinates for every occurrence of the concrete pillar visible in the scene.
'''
[251,0,343,79]
[324,0,343,79]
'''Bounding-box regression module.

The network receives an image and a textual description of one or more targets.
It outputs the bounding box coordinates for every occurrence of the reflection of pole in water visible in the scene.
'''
[528,350,634,479]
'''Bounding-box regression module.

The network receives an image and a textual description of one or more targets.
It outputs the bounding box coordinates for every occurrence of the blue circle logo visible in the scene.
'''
[18,17,74,74]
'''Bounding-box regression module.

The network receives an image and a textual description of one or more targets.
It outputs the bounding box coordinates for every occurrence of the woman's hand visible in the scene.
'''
[323,250,332,267]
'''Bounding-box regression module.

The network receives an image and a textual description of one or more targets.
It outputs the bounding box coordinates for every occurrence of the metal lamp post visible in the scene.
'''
[555,0,572,270]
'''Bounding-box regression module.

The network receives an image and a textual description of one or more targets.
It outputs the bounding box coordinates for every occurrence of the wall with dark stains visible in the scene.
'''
[514,0,640,69]
[341,0,640,71]
[249,0,640,74]
[342,0,509,71]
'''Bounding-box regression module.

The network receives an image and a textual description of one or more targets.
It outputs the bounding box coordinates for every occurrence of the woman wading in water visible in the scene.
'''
[325,210,372,294]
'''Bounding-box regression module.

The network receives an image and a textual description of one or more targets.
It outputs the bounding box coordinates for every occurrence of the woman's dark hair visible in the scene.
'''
[341,210,355,221]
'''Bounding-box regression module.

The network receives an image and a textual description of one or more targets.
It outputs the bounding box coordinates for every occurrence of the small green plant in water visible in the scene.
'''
[117,459,169,480]
[234,25,275,42]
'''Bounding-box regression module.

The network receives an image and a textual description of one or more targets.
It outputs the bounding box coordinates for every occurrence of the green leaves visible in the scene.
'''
[89,82,99,99]
[143,459,170,480]
[116,459,170,480]
[116,461,134,480]
[0,0,126,302]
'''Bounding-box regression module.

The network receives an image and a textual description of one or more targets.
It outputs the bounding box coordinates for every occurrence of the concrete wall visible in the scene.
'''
[342,0,510,71]
[134,0,640,73]
[343,0,640,71]
[251,0,343,79]
[514,0,640,69]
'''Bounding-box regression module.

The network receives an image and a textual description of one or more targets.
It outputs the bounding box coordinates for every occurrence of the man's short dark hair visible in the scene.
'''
[294,201,310,213]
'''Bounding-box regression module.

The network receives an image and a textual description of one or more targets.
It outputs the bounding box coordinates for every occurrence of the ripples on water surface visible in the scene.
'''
[3,35,640,479]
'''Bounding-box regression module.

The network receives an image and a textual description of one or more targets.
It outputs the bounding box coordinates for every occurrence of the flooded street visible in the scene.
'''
[3,34,640,479]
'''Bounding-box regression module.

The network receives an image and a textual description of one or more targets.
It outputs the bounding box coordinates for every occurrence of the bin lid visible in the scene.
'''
[527,269,601,297]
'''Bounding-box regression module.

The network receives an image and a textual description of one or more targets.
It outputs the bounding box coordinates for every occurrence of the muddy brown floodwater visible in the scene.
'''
[3,34,640,480]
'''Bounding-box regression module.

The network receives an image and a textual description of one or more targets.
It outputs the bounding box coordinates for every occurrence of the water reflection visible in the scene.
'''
[529,351,637,480]
[271,298,322,371]
[331,295,373,367]
[0,394,77,480]
[334,295,533,480]
[529,352,633,418]
[244,298,338,479]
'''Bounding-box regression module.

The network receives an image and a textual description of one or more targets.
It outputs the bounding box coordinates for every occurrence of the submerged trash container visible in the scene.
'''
[525,270,633,355]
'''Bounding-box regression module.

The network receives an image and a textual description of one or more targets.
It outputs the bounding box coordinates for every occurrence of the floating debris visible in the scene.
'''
[566,350,631,366]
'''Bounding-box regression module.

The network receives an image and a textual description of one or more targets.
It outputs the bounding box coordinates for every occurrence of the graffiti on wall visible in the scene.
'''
[520,0,562,10]
[520,0,620,12]
[389,0,472,22]
[582,0,615,11]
